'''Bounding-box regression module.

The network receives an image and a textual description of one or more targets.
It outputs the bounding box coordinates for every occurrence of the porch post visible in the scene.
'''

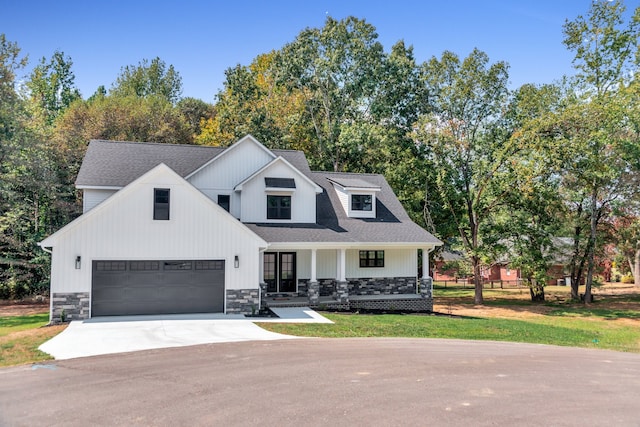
[336,248,349,303]
[422,248,429,279]
[421,247,433,301]
[259,250,267,309]
[308,249,319,305]
[311,249,317,282]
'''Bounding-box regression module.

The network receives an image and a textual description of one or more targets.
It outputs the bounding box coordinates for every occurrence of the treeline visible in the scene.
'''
[0,0,638,304]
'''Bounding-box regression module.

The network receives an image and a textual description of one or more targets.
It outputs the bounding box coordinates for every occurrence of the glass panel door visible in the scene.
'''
[279,252,296,293]
[264,253,277,293]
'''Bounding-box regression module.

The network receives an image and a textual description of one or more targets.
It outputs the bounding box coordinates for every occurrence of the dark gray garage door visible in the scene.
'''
[92,260,225,316]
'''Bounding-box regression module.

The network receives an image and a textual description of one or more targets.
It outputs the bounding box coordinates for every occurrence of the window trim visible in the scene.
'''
[359,250,385,268]
[267,194,292,220]
[153,188,170,220]
[351,194,373,211]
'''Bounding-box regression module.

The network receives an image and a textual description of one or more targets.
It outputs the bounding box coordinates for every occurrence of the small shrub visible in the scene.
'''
[621,274,635,284]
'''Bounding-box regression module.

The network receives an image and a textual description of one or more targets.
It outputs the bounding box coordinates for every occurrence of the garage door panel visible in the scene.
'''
[92,260,225,317]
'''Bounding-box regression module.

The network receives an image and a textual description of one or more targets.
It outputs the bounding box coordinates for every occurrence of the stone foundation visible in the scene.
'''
[314,277,418,297]
[348,277,417,295]
[297,279,309,297]
[51,292,90,323]
[226,288,260,315]
[318,279,335,297]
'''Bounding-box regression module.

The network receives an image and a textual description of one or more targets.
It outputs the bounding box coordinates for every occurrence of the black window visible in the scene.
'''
[154,188,170,220]
[352,194,372,211]
[218,194,230,212]
[359,250,384,267]
[267,195,291,220]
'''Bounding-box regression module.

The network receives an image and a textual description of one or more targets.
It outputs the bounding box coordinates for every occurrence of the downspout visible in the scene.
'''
[38,243,53,323]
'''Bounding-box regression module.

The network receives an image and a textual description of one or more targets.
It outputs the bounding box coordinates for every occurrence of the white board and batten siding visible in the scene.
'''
[240,160,317,223]
[295,248,417,279]
[82,189,118,212]
[43,165,266,295]
[188,136,275,218]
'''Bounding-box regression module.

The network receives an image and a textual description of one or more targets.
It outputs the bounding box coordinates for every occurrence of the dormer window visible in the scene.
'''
[352,194,372,211]
[327,177,380,219]
[267,195,291,220]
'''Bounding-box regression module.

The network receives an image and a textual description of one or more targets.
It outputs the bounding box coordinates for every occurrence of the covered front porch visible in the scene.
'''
[259,245,435,312]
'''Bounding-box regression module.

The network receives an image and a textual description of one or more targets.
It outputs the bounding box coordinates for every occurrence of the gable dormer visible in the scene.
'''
[235,157,323,223]
[327,177,381,219]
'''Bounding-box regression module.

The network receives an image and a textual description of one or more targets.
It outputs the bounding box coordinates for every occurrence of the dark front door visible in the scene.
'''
[264,252,296,293]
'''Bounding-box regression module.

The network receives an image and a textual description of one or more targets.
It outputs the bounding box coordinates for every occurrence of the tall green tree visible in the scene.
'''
[25,50,80,126]
[415,49,512,305]
[0,36,69,297]
[538,0,639,301]
[111,57,183,104]
[276,16,386,171]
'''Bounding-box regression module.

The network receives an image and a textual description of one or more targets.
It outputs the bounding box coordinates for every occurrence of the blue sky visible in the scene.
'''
[1,0,618,102]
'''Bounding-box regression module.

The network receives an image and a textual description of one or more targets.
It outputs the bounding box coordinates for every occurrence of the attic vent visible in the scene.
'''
[265,177,296,188]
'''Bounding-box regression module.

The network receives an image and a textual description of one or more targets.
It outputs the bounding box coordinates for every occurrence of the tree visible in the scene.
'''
[53,95,193,177]
[176,97,214,137]
[554,0,638,301]
[0,36,71,297]
[110,57,183,104]
[496,83,567,302]
[276,16,386,171]
[0,34,28,154]
[25,50,80,126]
[415,49,512,305]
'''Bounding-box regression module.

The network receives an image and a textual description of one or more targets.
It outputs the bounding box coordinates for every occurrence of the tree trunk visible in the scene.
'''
[472,256,483,305]
[529,279,545,302]
[583,192,598,304]
[634,248,640,286]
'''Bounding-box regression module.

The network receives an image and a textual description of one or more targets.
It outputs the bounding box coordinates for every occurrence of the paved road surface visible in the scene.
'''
[1,338,639,426]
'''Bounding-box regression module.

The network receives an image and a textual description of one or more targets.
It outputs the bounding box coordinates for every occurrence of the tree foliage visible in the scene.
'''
[110,57,183,104]
[25,50,81,126]
[415,48,512,304]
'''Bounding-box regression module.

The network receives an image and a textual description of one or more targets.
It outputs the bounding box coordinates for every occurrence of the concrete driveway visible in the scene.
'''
[39,307,331,360]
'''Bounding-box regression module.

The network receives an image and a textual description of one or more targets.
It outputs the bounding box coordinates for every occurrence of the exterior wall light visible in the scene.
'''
[234,255,239,268]
[75,256,81,269]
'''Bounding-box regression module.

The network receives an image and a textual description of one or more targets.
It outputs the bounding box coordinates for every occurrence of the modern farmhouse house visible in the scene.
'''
[39,135,441,321]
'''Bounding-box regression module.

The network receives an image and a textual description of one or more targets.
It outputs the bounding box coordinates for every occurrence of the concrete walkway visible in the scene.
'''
[39,307,332,360]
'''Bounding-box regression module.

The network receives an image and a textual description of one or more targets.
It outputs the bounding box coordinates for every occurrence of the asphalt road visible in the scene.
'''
[1,338,639,426]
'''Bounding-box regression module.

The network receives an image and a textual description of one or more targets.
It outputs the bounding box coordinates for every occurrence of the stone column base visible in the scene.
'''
[308,281,319,305]
[420,277,433,298]
[336,281,349,303]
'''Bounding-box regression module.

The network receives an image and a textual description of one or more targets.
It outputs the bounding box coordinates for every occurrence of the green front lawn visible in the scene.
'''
[261,311,640,353]
[0,314,65,367]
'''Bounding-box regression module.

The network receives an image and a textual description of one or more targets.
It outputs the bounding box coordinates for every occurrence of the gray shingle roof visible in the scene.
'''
[326,176,380,189]
[76,140,225,187]
[76,140,313,187]
[246,172,442,245]
[76,139,441,246]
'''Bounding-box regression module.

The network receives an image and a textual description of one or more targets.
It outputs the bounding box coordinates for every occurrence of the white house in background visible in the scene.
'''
[39,135,442,321]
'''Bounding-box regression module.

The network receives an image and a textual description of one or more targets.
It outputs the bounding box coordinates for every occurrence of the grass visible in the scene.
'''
[261,312,640,352]
[0,313,65,367]
[262,284,640,353]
